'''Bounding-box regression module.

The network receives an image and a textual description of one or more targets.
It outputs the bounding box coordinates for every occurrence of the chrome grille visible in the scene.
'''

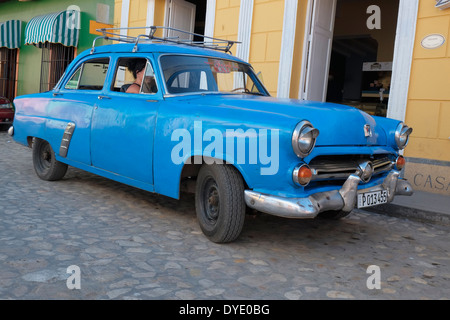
[309,155,394,182]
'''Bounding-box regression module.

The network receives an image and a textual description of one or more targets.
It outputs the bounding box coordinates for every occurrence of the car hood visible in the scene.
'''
[171,94,387,146]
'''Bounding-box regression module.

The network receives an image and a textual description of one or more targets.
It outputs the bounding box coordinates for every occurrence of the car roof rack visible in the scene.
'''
[90,26,240,54]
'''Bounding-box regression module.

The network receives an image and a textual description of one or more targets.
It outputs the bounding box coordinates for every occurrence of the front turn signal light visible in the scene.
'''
[396,155,406,171]
[293,164,313,187]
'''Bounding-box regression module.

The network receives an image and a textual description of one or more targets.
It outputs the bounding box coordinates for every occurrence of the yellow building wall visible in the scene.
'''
[405,2,450,162]
[249,0,284,96]
[154,0,167,34]
[290,0,309,99]
[214,1,240,43]
[403,1,450,195]
[213,0,316,99]
[114,0,166,38]
[113,0,122,28]
[128,0,148,37]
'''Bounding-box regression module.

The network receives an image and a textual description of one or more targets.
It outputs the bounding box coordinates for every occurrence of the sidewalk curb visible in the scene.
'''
[365,203,450,227]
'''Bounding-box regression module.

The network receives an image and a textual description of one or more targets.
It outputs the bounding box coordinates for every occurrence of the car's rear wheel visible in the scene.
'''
[32,138,68,181]
[195,164,246,243]
[317,210,352,220]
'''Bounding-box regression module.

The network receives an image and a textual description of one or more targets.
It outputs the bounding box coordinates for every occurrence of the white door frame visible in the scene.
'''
[120,0,131,37]
[164,0,196,38]
[298,0,317,101]
[160,0,216,38]
[299,0,337,102]
[204,0,216,38]
[146,0,156,26]
[299,0,419,122]
[277,0,299,98]
[386,0,419,121]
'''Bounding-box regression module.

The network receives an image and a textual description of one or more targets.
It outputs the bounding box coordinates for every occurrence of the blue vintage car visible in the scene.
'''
[9,28,413,243]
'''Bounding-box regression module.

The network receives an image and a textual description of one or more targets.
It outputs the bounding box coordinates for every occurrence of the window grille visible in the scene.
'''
[0,47,18,100]
[40,42,74,93]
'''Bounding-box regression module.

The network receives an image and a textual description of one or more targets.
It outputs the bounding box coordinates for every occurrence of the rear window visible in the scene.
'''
[64,58,110,90]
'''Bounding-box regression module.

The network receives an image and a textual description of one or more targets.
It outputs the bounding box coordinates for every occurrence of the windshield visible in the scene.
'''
[160,55,268,96]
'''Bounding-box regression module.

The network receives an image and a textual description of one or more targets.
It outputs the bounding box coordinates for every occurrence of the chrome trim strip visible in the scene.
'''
[244,190,319,219]
[59,122,76,158]
[310,157,394,181]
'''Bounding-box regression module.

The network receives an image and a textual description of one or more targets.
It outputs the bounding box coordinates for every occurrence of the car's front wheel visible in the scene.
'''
[195,164,246,243]
[32,138,68,181]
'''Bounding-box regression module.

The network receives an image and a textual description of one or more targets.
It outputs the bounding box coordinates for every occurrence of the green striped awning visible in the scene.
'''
[25,10,80,47]
[0,20,22,49]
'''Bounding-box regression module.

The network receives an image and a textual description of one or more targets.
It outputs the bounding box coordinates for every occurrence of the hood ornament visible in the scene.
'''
[364,124,372,137]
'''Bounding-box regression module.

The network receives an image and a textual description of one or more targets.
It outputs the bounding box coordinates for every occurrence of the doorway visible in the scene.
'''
[165,0,207,41]
[301,0,400,118]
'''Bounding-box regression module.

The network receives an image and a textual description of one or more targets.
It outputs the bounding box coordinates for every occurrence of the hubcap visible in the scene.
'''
[40,144,52,169]
[203,178,220,223]
[42,151,50,161]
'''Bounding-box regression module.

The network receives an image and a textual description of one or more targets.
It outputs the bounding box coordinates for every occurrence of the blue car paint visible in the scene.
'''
[47,93,96,165]
[12,42,403,201]
[87,54,162,185]
[152,93,398,199]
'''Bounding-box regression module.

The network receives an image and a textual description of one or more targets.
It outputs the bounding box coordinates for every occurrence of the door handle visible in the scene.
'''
[53,92,63,97]
[98,95,111,100]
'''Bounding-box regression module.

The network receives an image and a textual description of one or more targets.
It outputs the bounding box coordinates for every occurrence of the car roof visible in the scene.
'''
[79,43,247,64]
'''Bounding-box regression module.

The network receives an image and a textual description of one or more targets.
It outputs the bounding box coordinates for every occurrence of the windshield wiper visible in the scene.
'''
[245,91,266,96]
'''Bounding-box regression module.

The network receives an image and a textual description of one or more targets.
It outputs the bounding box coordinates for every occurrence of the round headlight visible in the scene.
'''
[395,122,413,150]
[292,120,319,158]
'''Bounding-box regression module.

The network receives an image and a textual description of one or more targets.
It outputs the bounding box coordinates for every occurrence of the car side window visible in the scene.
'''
[112,58,158,94]
[64,58,110,90]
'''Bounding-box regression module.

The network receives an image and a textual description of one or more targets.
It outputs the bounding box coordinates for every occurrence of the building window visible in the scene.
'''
[0,47,18,100]
[40,42,75,92]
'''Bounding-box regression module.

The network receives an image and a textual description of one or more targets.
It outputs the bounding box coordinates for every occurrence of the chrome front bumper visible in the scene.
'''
[244,170,413,219]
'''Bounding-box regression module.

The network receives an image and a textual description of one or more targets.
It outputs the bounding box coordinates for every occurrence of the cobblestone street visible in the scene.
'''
[0,131,449,300]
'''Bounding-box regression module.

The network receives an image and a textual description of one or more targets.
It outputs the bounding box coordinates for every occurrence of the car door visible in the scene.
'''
[90,56,161,187]
[51,56,111,166]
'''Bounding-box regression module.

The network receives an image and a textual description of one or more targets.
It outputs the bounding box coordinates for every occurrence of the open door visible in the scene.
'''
[166,0,196,40]
[301,0,337,102]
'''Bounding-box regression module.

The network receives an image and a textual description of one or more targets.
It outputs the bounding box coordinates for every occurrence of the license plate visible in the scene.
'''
[357,190,388,208]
